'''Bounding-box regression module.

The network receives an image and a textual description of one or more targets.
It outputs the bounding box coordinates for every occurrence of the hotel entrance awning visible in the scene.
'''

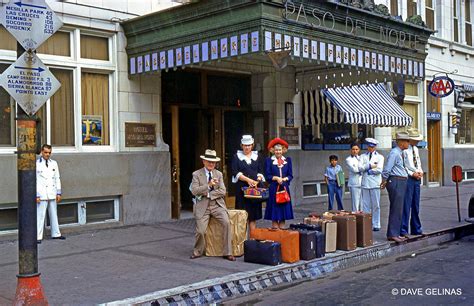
[302,84,412,126]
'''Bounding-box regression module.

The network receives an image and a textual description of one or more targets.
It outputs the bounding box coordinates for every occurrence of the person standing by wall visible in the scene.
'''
[37,144,65,243]
[232,135,265,232]
[381,132,410,243]
[346,143,362,211]
[359,138,384,231]
[401,128,424,237]
[264,138,294,229]
[324,155,344,211]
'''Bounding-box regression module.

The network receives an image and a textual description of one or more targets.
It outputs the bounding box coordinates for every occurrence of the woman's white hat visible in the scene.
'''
[241,135,254,145]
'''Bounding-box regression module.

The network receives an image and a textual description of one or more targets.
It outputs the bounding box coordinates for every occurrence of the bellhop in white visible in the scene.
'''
[36,144,65,242]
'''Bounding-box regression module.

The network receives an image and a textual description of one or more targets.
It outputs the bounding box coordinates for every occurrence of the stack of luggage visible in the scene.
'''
[205,209,248,257]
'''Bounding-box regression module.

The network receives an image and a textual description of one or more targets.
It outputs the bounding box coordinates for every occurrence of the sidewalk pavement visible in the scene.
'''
[0,186,472,305]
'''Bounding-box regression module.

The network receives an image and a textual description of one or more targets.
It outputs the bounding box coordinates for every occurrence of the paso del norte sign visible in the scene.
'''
[428,76,455,98]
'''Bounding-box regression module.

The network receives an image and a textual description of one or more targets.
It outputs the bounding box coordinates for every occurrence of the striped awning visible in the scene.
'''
[302,84,412,126]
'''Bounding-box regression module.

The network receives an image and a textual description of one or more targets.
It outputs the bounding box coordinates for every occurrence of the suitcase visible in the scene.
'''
[304,219,336,253]
[308,212,320,218]
[314,230,326,258]
[244,240,282,266]
[304,217,320,225]
[332,214,357,251]
[205,209,248,257]
[292,229,317,260]
[351,212,373,247]
[290,223,322,232]
[250,228,300,263]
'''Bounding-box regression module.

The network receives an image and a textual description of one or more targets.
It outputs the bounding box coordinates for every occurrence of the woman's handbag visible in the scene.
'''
[275,185,291,204]
[242,186,269,200]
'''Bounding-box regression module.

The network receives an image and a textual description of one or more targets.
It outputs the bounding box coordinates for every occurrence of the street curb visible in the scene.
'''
[104,224,474,306]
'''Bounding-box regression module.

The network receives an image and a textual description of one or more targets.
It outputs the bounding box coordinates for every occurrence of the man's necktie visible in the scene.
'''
[208,172,214,191]
[412,147,418,168]
[45,160,48,168]
[369,152,372,161]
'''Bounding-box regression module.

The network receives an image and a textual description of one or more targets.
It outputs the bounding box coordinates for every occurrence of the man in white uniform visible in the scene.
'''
[37,144,65,243]
[346,143,363,211]
[359,138,384,231]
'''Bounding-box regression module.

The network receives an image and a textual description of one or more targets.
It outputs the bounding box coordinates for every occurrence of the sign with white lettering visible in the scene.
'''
[0,0,63,50]
[426,112,441,121]
[125,122,156,147]
[0,51,60,115]
[428,76,455,98]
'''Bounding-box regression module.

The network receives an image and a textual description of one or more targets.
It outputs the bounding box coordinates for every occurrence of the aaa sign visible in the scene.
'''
[428,76,455,98]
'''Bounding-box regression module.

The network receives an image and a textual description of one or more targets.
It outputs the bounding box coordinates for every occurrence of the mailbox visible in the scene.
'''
[451,165,463,183]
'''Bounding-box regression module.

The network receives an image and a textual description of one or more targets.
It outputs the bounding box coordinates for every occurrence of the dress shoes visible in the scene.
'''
[52,236,66,240]
[372,228,380,232]
[223,255,236,261]
[37,240,42,244]
[189,254,201,259]
[387,236,406,243]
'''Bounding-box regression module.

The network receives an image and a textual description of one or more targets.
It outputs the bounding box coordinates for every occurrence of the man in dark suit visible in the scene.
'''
[190,149,235,261]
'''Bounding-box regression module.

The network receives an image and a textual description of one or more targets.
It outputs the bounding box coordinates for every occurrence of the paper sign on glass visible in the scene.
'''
[396,57,401,74]
[390,56,396,73]
[265,31,272,51]
[402,59,407,75]
[130,57,136,74]
[327,44,334,62]
[184,46,191,65]
[358,49,363,67]
[384,55,389,72]
[193,44,199,63]
[335,45,342,64]
[152,53,159,70]
[160,51,166,69]
[240,33,248,54]
[408,60,413,76]
[311,41,318,60]
[350,48,356,66]
[175,49,182,67]
[167,50,174,68]
[202,42,209,62]
[137,56,143,73]
[211,40,218,59]
[378,54,383,71]
[274,33,282,50]
[302,39,309,58]
[144,54,150,72]
[231,36,238,56]
[320,42,326,61]
[293,37,300,57]
[220,38,228,58]
[251,31,259,52]
[343,47,349,65]
[284,35,291,51]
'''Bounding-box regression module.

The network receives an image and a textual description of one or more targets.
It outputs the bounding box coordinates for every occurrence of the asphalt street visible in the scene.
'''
[226,236,474,305]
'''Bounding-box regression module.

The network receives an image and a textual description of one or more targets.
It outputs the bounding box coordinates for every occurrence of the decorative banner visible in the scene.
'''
[384,55,389,72]
[202,42,209,61]
[137,56,143,73]
[413,60,419,76]
[220,38,228,58]
[130,57,136,75]
[396,57,401,74]
[335,45,342,64]
[152,52,159,70]
[311,41,317,60]
[302,39,309,58]
[144,54,151,72]
[211,40,218,60]
[350,48,356,66]
[319,42,326,61]
[428,75,455,97]
[167,50,174,68]
[231,36,238,56]
[378,53,383,71]
[327,43,334,62]
[175,49,182,66]
[408,60,413,76]
[364,51,370,69]
[390,56,396,73]
[193,44,199,63]
[371,52,376,70]
[402,59,407,75]
[275,33,282,50]
[241,33,248,54]
[265,31,272,51]
[184,46,191,65]
[293,36,300,57]
[343,47,349,65]
[160,51,166,69]
[251,31,259,52]
[284,35,291,50]
[358,49,363,67]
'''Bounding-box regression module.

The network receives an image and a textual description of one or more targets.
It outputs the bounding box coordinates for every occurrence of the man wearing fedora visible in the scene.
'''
[358,138,384,231]
[401,128,424,237]
[381,132,410,243]
[190,149,235,261]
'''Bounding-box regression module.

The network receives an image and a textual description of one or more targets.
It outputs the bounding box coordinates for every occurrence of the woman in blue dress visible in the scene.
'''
[232,135,265,231]
[264,138,294,229]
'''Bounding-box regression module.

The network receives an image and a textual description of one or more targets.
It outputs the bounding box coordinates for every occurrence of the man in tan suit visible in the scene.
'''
[190,149,235,261]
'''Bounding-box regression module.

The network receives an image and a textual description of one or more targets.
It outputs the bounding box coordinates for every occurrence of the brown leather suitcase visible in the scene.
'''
[308,212,320,218]
[304,217,320,225]
[250,228,300,263]
[205,209,248,256]
[351,212,373,247]
[332,214,357,251]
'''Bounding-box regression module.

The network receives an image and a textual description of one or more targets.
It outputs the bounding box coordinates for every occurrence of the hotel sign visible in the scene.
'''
[125,122,156,147]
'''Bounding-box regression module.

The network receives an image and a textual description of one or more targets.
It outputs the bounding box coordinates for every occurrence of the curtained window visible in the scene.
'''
[390,0,398,16]
[466,0,472,46]
[0,26,16,51]
[80,35,109,60]
[407,0,417,17]
[0,64,15,146]
[81,72,110,145]
[36,31,71,56]
[50,69,74,146]
[454,0,459,42]
[425,0,435,30]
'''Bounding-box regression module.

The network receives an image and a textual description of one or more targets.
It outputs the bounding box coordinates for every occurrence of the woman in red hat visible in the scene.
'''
[264,138,294,228]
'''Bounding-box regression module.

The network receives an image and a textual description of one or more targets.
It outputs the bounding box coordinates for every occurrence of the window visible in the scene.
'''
[456,109,473,144]
[454,0,459,42]
[81,72,110,145]
[391,0,399,16]
[0,64,15,146]
[425,0,435,30]
[0,25,16,51]
[466,0,472,46]
[0,207,17,231]
[80,35,109,60]
[303,181,328,198]
[36,31,71,56]
[463,169,474,181]
[50,69,75,146]
[407,0,417,17]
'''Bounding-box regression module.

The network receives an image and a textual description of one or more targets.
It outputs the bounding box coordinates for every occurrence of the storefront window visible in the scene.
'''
[81,72,110,145]
[456,109,473,144]
[51,69,75,146]
[302,123,372,150]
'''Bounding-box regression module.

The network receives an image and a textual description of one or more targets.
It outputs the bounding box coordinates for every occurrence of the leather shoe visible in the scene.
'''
[223,255,236,261]
[52,236,66,240]
[189,254,201,259]
[387,236,405,243]
[37,240,42,244]
[401,234,410,238]
[372,228,380,232]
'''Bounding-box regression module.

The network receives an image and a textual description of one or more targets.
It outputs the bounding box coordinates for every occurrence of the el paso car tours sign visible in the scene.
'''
[428,75,455,98]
